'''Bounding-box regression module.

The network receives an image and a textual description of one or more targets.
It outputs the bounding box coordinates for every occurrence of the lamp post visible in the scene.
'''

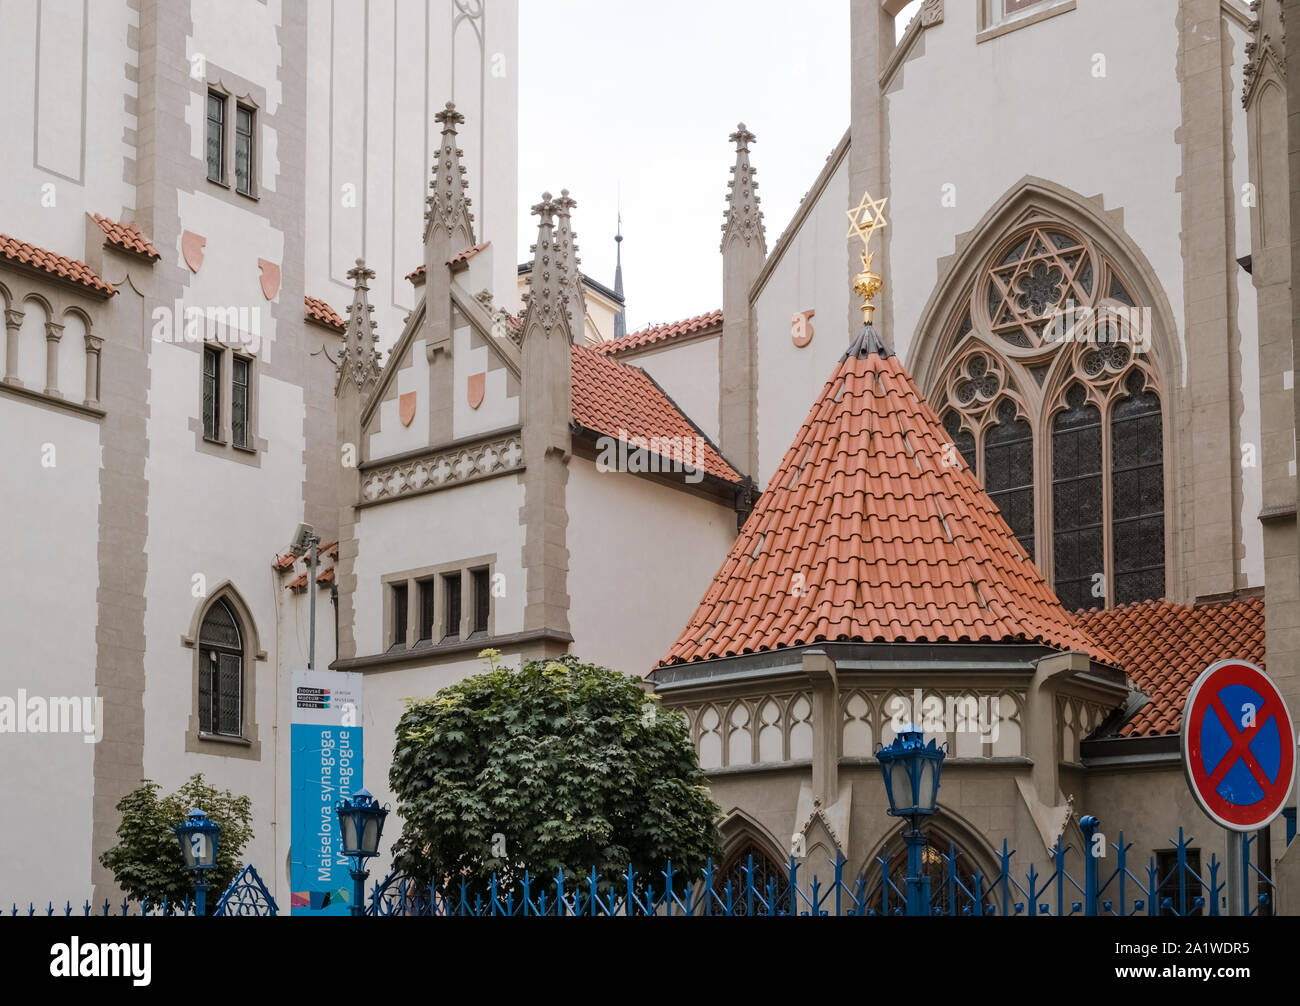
[173,807,221,916]
[336,788,389,917]
[876,726,947,916]
[289,522,321,670]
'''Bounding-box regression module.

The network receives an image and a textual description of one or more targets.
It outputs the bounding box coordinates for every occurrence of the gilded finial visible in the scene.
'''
[846,191,888,323]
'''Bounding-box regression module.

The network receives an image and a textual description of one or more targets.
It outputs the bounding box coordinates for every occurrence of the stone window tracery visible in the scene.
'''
[933,219,1165,610]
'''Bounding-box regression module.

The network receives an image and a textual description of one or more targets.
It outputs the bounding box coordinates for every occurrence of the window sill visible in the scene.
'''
[233,441,257,454]
[203,434,226,446]
[976,0,1075,43]
[197,731,251,746]
[207,175,230,189]
[236,188,260,202]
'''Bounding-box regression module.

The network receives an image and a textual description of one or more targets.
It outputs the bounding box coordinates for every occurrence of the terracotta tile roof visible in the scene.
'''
[660,327,1116,667]
[272,551,297,572]
[0,233,115,295]
[92,214,160,260]
[405,242,491,282]
[593,309,722,355]
[571,343,741,484]
[304,295,345,332]
[1072,597,1265,737]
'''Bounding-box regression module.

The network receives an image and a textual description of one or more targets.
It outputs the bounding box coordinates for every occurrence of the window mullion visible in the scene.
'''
[1100,396,1115,609]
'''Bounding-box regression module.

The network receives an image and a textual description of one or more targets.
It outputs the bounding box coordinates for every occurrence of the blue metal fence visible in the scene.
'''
[365,825,1273,917]
[7,864,279,917]
[7,826,1278,917]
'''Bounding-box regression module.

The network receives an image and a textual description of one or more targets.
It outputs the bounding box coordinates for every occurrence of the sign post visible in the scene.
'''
[1181,659,1295,916]
[290,670,363,915]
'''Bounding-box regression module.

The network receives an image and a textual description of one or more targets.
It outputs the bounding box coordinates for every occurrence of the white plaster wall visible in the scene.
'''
[1227,17,1265,589]
[189,0,285,113]
[566,459,736,676]
[174,190,284,355]
[141,339,308,882]
[883,1,1185,385]
[304,0,519,353]
[0,0,137,263]
[753,155,851,486]
[352,475,527,655]
[620,335,722,447]
[369,338,430,459]
[0,398,100,907]
[452,320,518,439]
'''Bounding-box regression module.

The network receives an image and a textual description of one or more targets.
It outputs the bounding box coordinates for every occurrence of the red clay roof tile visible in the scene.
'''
[1072,596,1265,737]
[406,242,491,282]
[594,309,722,355]
[92,214,160,260]
[660,329,1116,666]
[304,295,345,332]
[571,343,741,484]
[0,233,115,295]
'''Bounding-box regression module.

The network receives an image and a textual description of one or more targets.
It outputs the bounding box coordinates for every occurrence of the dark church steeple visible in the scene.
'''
[613,213,626,340]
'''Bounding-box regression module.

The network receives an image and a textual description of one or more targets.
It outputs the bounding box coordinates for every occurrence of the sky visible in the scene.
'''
[516,1,920,333]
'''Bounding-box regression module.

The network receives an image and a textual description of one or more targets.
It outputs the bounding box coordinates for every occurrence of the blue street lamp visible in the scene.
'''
[173,808,220,916]
[876,726,947,916]
[336,789,389,917]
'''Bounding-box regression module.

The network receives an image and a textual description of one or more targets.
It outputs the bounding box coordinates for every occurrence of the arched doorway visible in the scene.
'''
[863,820,1000,916]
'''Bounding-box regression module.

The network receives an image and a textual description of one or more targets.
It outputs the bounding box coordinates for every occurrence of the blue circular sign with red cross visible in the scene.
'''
[1181,660,1295,832]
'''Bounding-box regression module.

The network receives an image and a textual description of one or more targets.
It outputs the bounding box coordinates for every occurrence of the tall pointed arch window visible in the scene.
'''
[931,218,1166,610]
[198,598,243,737]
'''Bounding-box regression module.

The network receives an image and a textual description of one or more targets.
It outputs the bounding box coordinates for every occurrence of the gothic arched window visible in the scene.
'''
[984,399,1035,559]
[931,218,1166,610]
[1051,385,1104,611]
[199,598,243,737]
[713,842,789,915]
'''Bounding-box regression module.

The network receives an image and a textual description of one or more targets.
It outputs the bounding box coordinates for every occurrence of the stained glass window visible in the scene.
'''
[714,843,789,915]
[1052,385,1104,611]
[984,399,1035,558]
[235,105,254,196]
[232,356,249,448]
[198,599,242,737]
[1111,371,1164,604]
[206,92,225,183]
[942,411,977,473]
[202,346,220,440]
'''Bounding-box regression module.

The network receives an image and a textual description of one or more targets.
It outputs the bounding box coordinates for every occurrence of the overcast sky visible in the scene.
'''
[517,1,918,332]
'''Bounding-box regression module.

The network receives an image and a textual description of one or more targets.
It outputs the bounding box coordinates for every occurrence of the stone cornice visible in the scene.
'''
[358,428,523,506]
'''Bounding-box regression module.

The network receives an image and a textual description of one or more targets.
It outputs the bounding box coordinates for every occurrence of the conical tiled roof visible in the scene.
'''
[660,325,1116,667]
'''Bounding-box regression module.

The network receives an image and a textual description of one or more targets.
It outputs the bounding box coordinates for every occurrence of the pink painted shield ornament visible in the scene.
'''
[399,392,417,428]
[181,230,206,273]
[258,258,281,300]
[791,309,815,348]
[467,372,485,410]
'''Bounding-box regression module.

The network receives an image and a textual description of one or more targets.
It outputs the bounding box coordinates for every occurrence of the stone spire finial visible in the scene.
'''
[554,189,586,329]
[522,193,569,336]
[338,258,381,391]
[613,213,626,340]
[425,101,475,243]
[1243,0,1286,107]
[720,122,766,254]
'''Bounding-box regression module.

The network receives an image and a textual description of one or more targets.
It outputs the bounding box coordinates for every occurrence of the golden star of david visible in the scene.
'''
[846,191,889,246]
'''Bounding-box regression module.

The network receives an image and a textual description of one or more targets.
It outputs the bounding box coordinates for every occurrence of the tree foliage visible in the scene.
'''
[99,773,254,912]
[389,652,720,890]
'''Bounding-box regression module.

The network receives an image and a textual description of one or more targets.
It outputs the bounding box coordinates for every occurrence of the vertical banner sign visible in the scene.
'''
[290,671,363,915]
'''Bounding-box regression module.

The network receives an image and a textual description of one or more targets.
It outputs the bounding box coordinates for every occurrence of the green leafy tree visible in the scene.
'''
[99,773,254,913]
[389,651,720,891]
